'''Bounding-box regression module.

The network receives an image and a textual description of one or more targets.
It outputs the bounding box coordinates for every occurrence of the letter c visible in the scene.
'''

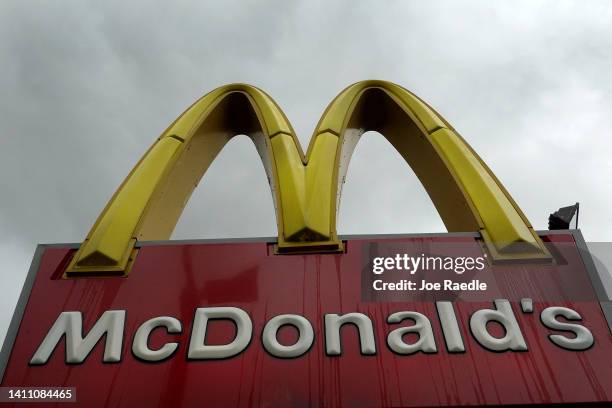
[132,316,182,362]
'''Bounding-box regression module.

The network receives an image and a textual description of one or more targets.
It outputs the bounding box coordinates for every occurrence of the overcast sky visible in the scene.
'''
[1,1,611,343]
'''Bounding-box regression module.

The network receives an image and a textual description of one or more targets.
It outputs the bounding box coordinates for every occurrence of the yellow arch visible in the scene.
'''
[67,81,550,275]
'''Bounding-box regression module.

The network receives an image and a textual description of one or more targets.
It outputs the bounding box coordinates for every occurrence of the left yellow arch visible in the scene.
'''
[67,81,550,275]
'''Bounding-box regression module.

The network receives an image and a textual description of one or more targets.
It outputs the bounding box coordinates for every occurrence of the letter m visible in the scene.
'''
[30,311,125,365]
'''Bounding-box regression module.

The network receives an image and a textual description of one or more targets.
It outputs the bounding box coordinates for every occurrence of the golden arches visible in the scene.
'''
[67,81,550,275]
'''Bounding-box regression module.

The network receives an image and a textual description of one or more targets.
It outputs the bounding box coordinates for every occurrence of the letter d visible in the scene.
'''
[470,300,527,351]
[188,307,252,359]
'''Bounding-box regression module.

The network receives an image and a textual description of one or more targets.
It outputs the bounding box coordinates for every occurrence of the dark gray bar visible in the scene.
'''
[0,387,76,402]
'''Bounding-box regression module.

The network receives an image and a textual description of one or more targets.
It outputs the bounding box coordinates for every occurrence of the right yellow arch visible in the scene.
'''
[67,80,550,275]
[308,80,550,261]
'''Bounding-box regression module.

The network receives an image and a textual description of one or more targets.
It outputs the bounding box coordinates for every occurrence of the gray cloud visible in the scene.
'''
[1,0,611,342]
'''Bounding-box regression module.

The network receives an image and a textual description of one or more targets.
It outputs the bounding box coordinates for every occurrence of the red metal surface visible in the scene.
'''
[2,233,611,407]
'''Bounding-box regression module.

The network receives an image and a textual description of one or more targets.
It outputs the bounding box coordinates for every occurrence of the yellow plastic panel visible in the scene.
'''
[428,128,543,254]
[317,80,446,135]
[303,132,338,239]
[67,137,183,274]
[270,133,307,241]
[164,84,292,142]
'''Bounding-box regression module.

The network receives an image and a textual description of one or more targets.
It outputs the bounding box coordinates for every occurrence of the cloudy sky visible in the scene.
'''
[1,0,611,343]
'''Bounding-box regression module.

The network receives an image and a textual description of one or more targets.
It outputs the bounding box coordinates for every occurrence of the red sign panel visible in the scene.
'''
[1,232,611,407]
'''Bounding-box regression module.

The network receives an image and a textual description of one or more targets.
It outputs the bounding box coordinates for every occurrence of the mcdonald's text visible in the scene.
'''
[29,300,594,366]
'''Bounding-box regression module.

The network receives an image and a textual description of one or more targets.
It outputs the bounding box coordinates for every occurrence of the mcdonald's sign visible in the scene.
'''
[1,81,611,407]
